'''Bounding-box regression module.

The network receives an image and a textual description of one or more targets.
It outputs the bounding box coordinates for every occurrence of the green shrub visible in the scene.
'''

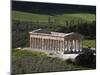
[74,52,96,69]
[65,59,73,64]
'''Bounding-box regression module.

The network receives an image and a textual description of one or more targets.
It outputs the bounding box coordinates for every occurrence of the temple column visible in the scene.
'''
[45,39,47,50]
[80,40,83,52]
[55,40,57,51]
[49,39,51,50]
[50,39,52,50]
[51,40,53,50]
[42,39,45,50]
[43,39,45,50]
[31,38,33,48]
[34,38,35,48]
[64,41,66,51]
[76,40,79,52]
[57,40,61,51]
[42,38,44,50]
[32,38,34,48]
[37,38,39,49]
[44,39,46,50]
[60,40,62,51]
[75,40,77,52]
[70,40,72,52]
[30,37,31,48]
[51,39,52,51]
[47,39,49,50]
[77,40,79,52]
[35,38,36,48]
[66,40,68,52]
[36,38,38,49]
[34,38,35,49]
[61,40,63,51]
[41,38,42,50]
[74,40,76,52]
[40,38,41,50]
[78,40,80,52]
[72,40,74,52]
[68,40,70,52]
[53,40,54,51]
[59,40,61,51]
[62,41,64,51]
[54,40,57,51]
[65,40,68,52]
[53,40,55,51]
[57,40,59,51]
[35,38,37,49]
[47,39,48,50]
[65,41,67,51]
[38,38,40,49]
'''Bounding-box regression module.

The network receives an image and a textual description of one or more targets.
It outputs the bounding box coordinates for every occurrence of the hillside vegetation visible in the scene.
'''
[12,11,95,26]
[12,49,90,74]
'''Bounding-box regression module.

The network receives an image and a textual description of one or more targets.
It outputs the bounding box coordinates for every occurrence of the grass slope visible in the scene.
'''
[12,49,47,57]
[12,49,89,74]
[12,11,96,25]
[82,40,96,48]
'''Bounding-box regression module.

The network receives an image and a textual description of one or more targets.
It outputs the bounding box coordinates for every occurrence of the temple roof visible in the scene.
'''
[31,29,51,34]
[29,29,83,39]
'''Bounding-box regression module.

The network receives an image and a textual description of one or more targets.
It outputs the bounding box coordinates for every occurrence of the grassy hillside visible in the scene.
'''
[12,49,47,57]
[12,11,96,26]
[82,40,96,48]
[12,49,89,74]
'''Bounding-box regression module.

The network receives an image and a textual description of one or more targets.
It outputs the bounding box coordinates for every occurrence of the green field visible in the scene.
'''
[12,49,47,57]
[12,11,96,26]
[82,40,96,48]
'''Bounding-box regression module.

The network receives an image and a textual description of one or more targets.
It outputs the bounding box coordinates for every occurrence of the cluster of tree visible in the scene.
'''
[74,52,96,69]
[12,18,96,48]
[65,51,96,69]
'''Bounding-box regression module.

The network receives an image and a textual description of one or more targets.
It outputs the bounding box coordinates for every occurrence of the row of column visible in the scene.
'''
[64,40,82,52]
[30,37,82,52]
[30,37,64,51]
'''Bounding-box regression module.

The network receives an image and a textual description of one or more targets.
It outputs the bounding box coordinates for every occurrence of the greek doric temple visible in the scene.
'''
[29,29,83,54]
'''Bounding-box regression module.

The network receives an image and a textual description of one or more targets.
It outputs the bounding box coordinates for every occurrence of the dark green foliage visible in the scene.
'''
[65,59,73,64]
[74,52,96,69]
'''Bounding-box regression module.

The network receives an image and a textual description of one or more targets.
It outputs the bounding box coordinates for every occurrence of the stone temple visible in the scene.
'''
[29,29,83,54]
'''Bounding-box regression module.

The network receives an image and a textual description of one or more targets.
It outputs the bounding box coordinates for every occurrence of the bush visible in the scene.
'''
[65,59,73,64]
[74,52,96,69]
